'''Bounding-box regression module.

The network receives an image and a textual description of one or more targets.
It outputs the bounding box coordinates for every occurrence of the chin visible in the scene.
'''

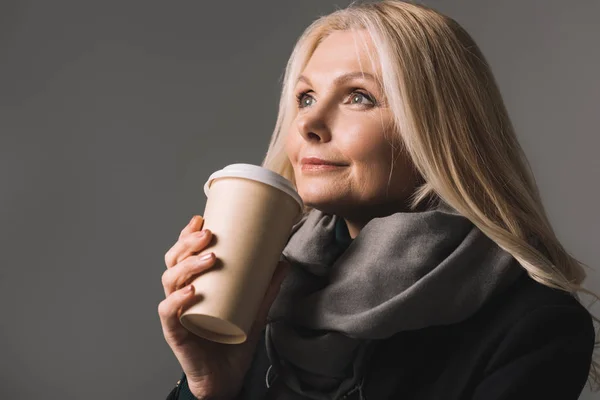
[298,187,330,204]
[299,193,329,209]
[299,195,351,216]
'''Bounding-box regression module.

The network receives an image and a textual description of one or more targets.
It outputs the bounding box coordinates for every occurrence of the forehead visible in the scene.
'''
[302,30,381,78]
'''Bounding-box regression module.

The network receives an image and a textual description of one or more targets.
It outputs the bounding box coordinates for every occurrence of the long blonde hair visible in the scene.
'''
[260,0,600,389]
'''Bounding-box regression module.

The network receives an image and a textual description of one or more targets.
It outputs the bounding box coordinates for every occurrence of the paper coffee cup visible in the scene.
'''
[179,163,304,344]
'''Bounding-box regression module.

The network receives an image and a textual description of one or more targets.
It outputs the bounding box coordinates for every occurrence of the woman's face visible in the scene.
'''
[285,30,421,220]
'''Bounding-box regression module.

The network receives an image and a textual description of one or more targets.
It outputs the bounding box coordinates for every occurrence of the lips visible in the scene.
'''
[300,157,347,166]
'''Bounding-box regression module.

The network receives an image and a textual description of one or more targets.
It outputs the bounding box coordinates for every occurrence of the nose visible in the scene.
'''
[295,107,332,143]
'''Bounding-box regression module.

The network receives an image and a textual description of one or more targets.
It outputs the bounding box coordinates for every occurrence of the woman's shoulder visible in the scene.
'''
[441,271,595,358]
[364,274,596,399]
[480,272,593,332]
[449,272,595,388]
[465,274,596,398]
[374,272,595,375]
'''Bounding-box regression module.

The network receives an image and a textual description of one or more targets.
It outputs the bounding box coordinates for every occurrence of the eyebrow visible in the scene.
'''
[296,71,380,88]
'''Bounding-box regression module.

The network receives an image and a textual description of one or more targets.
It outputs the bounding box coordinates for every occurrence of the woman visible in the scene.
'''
[159,1,598,399]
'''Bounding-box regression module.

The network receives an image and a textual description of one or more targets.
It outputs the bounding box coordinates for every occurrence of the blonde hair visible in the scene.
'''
[260,0,600,389]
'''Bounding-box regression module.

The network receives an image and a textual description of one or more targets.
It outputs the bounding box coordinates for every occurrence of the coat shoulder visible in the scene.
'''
[475,273,593,337]
[476,273,596,372]
[362,273,596,399]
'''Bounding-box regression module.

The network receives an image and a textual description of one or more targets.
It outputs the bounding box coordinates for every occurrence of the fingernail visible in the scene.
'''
[196,230,207,238]
[189,216,196,225]
[199,252,213,261]
[184,285,194,294]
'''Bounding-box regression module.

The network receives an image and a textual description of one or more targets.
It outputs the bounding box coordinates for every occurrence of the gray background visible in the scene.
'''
[0,0,598,399]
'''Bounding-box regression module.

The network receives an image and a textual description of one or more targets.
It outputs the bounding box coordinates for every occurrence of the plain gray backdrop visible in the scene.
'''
[1,1,598,399]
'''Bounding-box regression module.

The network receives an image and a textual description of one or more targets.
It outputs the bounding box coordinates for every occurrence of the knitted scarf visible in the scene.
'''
[265,202,524,399]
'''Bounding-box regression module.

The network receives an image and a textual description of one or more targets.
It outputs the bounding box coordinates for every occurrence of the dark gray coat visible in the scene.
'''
[167,273,595,400]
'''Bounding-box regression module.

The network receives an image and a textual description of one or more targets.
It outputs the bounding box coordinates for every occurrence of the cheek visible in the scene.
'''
[284,132,298,162]
[342,124,393,167]
[341,123,399,191]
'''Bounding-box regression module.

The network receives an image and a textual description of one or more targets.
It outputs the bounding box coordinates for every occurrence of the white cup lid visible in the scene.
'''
[204,163,304,211]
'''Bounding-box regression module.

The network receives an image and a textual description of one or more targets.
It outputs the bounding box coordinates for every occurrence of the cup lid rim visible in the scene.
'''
[204,163,304,211]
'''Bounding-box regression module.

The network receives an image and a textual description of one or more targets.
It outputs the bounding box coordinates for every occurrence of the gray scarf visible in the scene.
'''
[265,202,524,400]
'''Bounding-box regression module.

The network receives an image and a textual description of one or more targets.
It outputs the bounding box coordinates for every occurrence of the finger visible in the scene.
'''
[164,228,213,269]
[162,252,216,297]
[177,230,213,265]
[180,215,204,240]
[158,284,197,344]
[164,215,202,268]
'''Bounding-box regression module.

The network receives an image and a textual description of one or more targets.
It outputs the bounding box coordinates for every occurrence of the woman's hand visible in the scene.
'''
[159,215,289,399]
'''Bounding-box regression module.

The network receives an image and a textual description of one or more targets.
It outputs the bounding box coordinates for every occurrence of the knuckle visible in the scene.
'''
[164,248,176,268]
[178,229,188,241]
[180,258,200,281]
[161,269,173,288]
[185,255,199,268]
[157,300,169,318]
[187,231,203,245]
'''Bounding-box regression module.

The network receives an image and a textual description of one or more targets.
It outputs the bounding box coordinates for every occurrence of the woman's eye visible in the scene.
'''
[295,90,376,109]
[296,92,314,108]
[349,92,374,106]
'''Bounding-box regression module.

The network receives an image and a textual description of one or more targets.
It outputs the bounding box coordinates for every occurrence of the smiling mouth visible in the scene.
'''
[300,164,347,172]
